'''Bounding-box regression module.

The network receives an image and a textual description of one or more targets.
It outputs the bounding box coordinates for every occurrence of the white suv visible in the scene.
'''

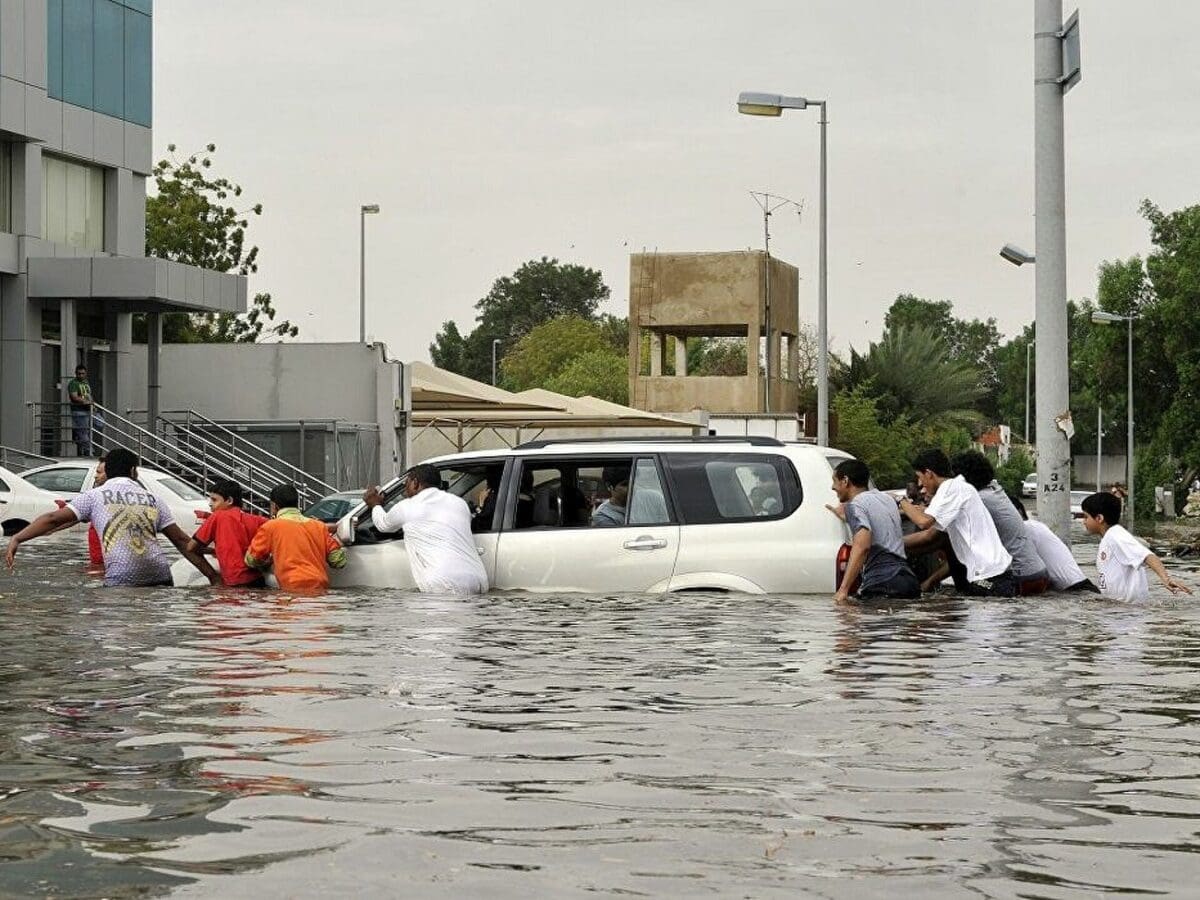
[319,438,853,594]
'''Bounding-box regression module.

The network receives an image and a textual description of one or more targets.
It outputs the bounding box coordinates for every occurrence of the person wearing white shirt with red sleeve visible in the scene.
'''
[1081,492,1190,601]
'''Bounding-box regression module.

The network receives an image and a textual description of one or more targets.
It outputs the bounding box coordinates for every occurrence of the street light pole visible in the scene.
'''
[1096,402,1102,493]
[1033,0,1073,541]
[359,204,380,344]
[736,91,829,446]
[492,338,501,386]
[1092,308,1137,531]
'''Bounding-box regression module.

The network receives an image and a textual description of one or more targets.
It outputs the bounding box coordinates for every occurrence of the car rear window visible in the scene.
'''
[665,453,801,524]
[25,467,89,493]
[154,475,207,501]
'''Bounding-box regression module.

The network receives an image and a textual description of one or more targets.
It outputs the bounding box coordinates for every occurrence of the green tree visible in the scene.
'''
[501,316,606,391]
[845,325,985,431]
[885,294,1001,417]
[145,143,297,343]
[430,257,610,381]
[547,349,629,404]
[831,385,916,488]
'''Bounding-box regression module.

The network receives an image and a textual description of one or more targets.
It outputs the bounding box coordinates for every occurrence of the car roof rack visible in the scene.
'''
[513,435,786,450]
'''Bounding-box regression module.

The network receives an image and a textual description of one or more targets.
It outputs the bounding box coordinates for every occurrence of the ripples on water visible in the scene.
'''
[1,532,1198,897]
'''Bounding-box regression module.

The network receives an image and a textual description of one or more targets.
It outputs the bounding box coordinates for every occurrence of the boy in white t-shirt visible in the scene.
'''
[1080,492,1191,601]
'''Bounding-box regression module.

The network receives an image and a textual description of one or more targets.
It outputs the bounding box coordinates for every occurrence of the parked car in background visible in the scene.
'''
[306,491,366,524]
[0,466,62,535]
[1021,472,1038,498]
[1070,490,1090,518]
[176,438,856,593]
[19,461,211,531]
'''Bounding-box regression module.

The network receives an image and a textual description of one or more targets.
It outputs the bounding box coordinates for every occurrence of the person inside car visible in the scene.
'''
[592,465,630,526]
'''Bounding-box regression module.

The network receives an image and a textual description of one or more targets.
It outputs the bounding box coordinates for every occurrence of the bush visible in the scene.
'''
[996,448,1035,497]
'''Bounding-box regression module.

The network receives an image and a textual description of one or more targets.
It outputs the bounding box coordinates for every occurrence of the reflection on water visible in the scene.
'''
[1,531,1199,897]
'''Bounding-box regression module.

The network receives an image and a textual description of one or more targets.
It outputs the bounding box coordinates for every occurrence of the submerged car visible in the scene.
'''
[19,461,212,531]
[175,437,855,594]
[0,466,62,535]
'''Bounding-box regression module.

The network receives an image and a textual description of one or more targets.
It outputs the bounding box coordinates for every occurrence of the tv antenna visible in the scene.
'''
[748,192,803,412]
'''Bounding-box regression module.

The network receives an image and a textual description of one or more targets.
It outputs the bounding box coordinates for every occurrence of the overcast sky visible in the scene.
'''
[154,1,1200,361]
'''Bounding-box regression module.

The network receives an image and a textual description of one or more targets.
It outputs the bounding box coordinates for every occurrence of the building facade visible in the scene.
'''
[0,0,245,452]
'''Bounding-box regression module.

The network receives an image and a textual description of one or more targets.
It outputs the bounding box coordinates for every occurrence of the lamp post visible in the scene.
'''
[998,245,1037,447]
[491,338,501,386]
[359,204,381,344]
[1092,309,1136,530]
[737,91,828,446]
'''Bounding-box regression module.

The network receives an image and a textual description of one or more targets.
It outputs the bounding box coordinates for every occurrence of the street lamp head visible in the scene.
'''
[361,204,381,214]
[737,91,808,116]
[999,243,1035,266]
[1091,309,1126,325]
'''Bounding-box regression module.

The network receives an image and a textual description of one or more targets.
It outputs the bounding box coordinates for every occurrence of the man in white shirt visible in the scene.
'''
[363,464,489,595]
[1081,491,1190,601]
[1006,493,1098,592]
[900,449,1014,596]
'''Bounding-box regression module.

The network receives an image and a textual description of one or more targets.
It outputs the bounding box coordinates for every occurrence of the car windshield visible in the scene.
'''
[151,474,207,501]
[308,496,358,522]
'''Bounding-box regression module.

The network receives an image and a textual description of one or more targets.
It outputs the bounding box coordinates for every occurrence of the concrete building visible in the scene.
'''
[628,251,800,415]
[0,0,246,451]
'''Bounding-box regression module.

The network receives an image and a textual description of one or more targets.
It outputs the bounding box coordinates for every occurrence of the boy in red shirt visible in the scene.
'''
[187,479,268,587]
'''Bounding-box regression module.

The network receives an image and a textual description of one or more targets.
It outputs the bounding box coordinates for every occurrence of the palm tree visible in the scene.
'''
[846,325,985,430]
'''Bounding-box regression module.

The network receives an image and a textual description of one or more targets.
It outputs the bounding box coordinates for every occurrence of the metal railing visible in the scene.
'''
[28,402,338,515]
[0,444,55,472]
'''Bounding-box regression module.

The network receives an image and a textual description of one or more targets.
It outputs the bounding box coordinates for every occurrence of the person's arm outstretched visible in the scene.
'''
[1145,553,1192,596]
[4,507,80,572]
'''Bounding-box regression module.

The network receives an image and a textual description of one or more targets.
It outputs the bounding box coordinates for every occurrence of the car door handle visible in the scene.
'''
[623,535,668,551]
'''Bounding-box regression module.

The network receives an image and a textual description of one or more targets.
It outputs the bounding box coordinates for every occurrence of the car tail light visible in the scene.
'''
[835,542,855,592]
[54,499,67,509]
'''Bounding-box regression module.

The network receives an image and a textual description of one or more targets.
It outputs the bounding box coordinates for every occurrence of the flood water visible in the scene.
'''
[2,530,1199,898]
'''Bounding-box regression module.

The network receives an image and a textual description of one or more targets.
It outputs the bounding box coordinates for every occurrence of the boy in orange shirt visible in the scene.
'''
[245,484,346,591]
[187,479,268,587]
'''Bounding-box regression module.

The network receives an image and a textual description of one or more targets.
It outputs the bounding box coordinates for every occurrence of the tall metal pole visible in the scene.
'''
[359,208,366,344]
[1096,403,1102,493]
[763,207,772,412]
[816,101,829,448]
[1033,0,1071,540]
[1126,316,1135,531]
[492,339,500,386]
[1024,341,1033,443]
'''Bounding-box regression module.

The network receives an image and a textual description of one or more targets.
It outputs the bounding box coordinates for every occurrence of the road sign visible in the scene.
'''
[1061,10,1081,93]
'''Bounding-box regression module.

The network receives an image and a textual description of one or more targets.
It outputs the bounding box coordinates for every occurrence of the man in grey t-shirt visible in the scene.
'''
[827,459,920,602]
[952,451,1049,595]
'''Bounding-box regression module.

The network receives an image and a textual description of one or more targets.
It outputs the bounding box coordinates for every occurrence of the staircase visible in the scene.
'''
[30,402,338,516]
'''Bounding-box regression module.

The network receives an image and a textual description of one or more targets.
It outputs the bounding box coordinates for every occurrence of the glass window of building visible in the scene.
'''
[41,155,105,252]
[46,0,152,127]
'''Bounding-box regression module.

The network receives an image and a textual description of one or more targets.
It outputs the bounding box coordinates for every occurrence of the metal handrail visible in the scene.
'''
[0,444,56,472]
[27,402,332,515]
[158,409,337,497]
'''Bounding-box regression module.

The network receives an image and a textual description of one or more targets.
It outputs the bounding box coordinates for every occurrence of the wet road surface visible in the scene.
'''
[1,530,1198,897]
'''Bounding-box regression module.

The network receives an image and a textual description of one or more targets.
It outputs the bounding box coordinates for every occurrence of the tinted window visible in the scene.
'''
[25,467,89,493]
[666,453,801,524]
[513,458,627,529]
[0,476,10,492]
[628,458,671,525]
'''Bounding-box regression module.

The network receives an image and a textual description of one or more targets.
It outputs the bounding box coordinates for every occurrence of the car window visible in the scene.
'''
[666,453,801,524]
[513,457,638,529]
[307,497,355,522]
[25,467,89,493]
[0,476,9,492]
[628,458,671,525]
[152,474,206,501]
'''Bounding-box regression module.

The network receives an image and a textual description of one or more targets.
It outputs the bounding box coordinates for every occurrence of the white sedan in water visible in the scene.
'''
[18,461,212,532]
[0,466,62,535]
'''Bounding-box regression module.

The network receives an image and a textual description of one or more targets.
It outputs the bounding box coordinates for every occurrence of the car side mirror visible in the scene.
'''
[336,515,355,546]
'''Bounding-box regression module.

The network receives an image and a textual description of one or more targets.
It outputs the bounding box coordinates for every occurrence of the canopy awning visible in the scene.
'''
[409,361,566,412]
[27,257,247,314]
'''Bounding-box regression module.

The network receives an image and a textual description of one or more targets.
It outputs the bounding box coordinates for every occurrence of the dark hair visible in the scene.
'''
[602,464,631,489]
[209,478,244,507]
[1008,492,1028,520]
[104,447,138,479]
[833,458,870,488]
[1081,491,1121,525]
[407,464,441,490]
[911,449,951,477]
[75,365,87,374]
[951,451,996,490]
[270,483,299,509]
